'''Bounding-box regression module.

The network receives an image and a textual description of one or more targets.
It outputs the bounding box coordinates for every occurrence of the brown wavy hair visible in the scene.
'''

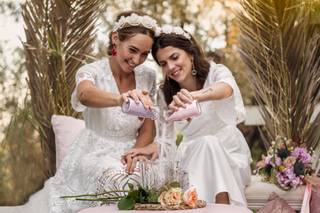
[107,11,156,55]
[151,33,210,105]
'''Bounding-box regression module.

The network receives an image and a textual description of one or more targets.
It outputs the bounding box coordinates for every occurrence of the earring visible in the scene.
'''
[191,63,197,76]
[111,44,117,56]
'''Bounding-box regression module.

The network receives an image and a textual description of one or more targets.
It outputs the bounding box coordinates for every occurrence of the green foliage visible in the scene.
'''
[175,132,183,147]
[61,183,161,210]
[0,102,46,205]
[117,185,160,210]
[117,196,135,210]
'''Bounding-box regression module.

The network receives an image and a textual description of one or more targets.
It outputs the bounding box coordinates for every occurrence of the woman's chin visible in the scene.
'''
[170,76,183,84]
[121,65,135,73]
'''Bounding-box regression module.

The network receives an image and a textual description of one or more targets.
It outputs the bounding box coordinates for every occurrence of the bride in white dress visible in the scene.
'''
[124,26,252,207]
[0,11,161,213]
[43,11,159,213]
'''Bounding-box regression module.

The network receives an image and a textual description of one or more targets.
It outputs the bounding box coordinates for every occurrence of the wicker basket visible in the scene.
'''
[134,200,207,210]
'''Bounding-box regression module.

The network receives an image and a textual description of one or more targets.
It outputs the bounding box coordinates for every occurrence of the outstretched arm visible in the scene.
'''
[77,80,122,107]
[77,80,153,108]
[168,83,233,111]
[191,82,233,102]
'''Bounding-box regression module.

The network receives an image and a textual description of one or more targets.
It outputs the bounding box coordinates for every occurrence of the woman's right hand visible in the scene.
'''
[121,89,153,109]
[168,88,193,111]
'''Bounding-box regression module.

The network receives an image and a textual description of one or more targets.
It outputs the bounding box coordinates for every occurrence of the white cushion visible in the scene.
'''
[51,115,85,169]
[245,175,305,210]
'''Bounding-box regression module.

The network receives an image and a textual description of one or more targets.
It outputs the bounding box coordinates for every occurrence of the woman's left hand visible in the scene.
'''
[121,154,149,174]
[168,89,193,111]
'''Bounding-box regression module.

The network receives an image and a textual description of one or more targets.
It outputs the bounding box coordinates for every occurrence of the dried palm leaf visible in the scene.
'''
[22,0,104,176]
[238,0,320,149]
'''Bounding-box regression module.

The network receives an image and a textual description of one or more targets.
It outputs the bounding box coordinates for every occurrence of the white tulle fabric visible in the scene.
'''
[47,58,156,213]
[164,62,252,206]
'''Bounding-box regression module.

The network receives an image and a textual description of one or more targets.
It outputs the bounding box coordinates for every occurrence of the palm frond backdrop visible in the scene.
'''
[238,0,320,149]
[22,0,103,176]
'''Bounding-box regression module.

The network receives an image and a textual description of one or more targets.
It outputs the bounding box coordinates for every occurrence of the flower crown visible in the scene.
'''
[159,25,191,40]
[112,13,160,36]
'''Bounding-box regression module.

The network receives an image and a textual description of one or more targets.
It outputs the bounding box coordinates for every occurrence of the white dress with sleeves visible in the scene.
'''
[170,62,251,206]
[47,58,156,213]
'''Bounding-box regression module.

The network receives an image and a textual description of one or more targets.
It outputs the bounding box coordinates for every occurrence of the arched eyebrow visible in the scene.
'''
[129,45,139,52]
[158,52,178,64]
[129,45,150,55]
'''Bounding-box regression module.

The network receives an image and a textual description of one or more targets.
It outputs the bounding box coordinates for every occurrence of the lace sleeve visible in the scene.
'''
[207,62,246,124]
[71,65,97,112]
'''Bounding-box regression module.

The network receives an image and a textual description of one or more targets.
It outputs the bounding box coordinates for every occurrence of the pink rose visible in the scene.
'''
[183,186,198,208]
[158,188,182,207]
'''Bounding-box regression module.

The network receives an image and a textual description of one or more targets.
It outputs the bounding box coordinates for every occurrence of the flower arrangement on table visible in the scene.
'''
[256,136,314,190]
[61,181,205,210]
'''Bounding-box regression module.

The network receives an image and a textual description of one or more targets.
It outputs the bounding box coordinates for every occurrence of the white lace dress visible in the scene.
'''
[163,62,252,206]
[46,58,156,213]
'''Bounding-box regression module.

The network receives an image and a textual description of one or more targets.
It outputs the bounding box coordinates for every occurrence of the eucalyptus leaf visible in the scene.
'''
[128,183,134,191]
[117,197,135,210]
[176,132,184,146]
[128,190,139,201]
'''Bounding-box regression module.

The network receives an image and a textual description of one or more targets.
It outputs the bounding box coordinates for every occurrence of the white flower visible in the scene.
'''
[128,14,141,26]
[159,25,191,39]
[112,14,158,34]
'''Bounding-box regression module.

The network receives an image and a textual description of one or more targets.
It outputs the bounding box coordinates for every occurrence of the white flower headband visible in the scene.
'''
[159,25,191,40]
[112,13,160,36]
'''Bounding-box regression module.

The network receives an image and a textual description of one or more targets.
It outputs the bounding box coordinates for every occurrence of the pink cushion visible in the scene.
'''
[245,175,304,210]
[257,192,295,213]
[78,204,252,213]
[51,115,85,169]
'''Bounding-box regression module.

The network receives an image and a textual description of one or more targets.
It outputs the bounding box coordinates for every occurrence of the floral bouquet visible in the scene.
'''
[119,182,205,210]
[61,181,205,210]
[256,136,314,190]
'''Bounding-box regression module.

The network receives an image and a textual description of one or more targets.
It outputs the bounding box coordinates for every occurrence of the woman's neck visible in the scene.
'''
[109,57,131,80]
[179,75,198,91]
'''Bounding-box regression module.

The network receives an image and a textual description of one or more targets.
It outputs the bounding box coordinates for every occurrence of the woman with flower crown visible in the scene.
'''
[124,25,252,207]
[39,11,160,212]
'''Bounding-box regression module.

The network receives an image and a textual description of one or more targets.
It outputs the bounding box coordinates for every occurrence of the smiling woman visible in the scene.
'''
[1,10,160,213]
[42,11,160,213]
[124,26,252,206]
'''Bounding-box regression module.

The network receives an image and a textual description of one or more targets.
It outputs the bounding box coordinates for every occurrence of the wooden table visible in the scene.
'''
[78,204,252,213]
